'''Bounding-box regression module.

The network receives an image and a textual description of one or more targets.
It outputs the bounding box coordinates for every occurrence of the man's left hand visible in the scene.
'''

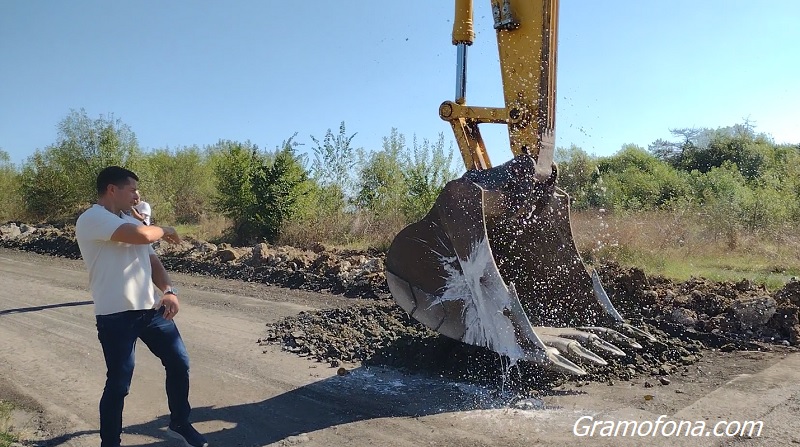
[160,293,180,320]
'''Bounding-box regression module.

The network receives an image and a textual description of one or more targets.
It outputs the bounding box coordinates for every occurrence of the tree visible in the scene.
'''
[19,151,75,220]
[0,150,23,221]
[649,122,773,181]
[249,137,313,243]
[137,145,216,224]
[679,129,768,180]
[353,129,407,217]
[401,133,458,221]
[19,109,141,220]
[687,162,750,246]
[765,144,800,221]
[211,140,262,242]
[211,137,312,244]
[596,144,689,211]
[310,122,358,216]
[649,127,703,168]
[555,145,598,210]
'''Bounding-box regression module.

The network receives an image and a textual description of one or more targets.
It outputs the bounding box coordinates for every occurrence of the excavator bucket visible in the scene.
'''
[385,155,653,375]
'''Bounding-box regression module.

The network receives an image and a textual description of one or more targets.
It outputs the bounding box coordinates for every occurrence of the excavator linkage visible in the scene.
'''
[385,0,654,375]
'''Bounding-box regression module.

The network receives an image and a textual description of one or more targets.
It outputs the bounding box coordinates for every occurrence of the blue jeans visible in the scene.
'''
[96,308,191,447]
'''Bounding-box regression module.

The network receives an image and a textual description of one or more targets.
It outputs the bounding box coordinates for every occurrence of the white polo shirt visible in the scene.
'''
[76,204,159,315]
[134,201,152,225]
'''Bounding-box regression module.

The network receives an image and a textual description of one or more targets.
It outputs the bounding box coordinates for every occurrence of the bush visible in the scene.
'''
[212,137,313,244]
[594,144,690,211]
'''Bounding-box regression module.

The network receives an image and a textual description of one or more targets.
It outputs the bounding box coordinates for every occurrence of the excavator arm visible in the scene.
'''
[443,0,556,179]
[385,0,654,376]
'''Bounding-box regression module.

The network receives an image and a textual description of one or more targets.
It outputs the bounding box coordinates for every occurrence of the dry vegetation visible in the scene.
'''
[571,210,800,289]
[180,208,799,290]
[278,212,409,252]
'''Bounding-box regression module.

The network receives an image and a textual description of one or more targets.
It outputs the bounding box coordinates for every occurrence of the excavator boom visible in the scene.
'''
[385,0,653,375]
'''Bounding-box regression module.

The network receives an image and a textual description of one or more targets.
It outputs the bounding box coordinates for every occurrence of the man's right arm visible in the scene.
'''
[110,223,181,245]
[130,207,146,223]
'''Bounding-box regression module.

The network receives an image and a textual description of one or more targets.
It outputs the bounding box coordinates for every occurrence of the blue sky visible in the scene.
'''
[1,1,798,167]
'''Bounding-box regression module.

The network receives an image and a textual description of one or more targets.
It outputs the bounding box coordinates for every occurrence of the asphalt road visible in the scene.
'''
[0,248,798,447]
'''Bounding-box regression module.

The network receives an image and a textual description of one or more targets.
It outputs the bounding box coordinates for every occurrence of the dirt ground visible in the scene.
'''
[1,248,799,447]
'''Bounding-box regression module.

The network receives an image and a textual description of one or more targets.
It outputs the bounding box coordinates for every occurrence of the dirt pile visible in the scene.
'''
[0,223,81,259]
[155,239,388,298]
[597,262,800,346]
[259,302,713,390]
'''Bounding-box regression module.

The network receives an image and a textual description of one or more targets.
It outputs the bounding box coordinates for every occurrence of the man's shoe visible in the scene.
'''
[167,422,209,447]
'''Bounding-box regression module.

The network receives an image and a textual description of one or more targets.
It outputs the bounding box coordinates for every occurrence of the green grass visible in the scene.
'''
[169,214,231,243]
[172,223,201,238]
[173,221,228,244]
[0,432,16,447]
[0,401,18,447]
[593,244,798,290]
[647,256,793,290]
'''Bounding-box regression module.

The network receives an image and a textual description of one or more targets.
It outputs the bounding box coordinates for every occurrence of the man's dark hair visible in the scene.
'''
[96,166,139,195]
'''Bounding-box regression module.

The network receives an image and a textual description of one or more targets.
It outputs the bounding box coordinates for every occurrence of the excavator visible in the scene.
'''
[385,0,655,376]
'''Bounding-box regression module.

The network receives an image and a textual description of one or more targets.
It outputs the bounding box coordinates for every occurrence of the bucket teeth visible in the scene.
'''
[539,349,588,376]
[591,270,624,323]
[619,323,658,344]
[539,334,609,366]
[590,269,656,345]
[537,327,627,357]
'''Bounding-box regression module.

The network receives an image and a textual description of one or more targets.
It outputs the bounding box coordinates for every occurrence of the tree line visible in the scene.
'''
[1,110,797,248]
[556,122,800,245]
[0,109,458,246]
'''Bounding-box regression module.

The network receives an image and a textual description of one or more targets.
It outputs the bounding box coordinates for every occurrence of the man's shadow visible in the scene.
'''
[0,300,93,316]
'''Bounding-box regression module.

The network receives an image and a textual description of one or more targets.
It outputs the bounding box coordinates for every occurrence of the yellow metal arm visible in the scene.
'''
[445,0,559,178]
[452,0,476,45]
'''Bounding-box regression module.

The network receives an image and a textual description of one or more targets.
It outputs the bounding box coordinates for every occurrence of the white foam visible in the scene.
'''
[433,237,525,363]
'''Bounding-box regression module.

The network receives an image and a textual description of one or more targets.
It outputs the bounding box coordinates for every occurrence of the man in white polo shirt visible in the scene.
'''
[75,166,208,447]
[131,193,152,225]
